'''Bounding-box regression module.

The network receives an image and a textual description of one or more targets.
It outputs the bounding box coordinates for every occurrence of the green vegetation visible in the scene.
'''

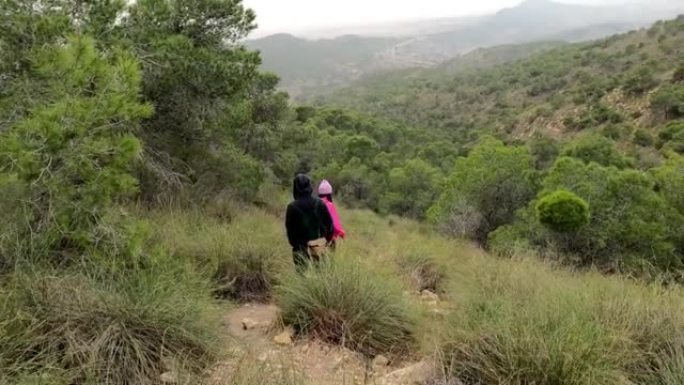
[441,256,684,385]
[1,0,684,383]
[277,256,416,356]
[428,137,536,242]
[148,208,291,301]
[536,190,590,232]
[321,16,684,277]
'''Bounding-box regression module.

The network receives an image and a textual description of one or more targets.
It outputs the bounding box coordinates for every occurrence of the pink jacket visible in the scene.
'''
[321,197,345,240]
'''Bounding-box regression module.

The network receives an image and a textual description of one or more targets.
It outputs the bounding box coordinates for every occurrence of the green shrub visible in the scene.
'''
[652,84,684,120]
[623,66,658,95]
[601,124,624,140]
[396,248,448,292]
[0,257,220,385]
[276,257,416,356]
[529,157,679,271]
[536,190,590,232]
[382,158,441,219]
[439,257,684,385]
[562,134,631,169]
[658,121,684,154]
[487,224,536,258]
[429,137,536,242]
[0,36,150,263]
[634,129,655,147]
[528,134,560,169]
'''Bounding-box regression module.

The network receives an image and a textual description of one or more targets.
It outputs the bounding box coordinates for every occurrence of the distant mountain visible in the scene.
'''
[248,34,402,98]
[248,0,684,98]
[325,16,684,148]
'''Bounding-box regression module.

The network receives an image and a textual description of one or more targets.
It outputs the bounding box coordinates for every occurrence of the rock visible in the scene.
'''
[420,290,439,302]
[380,360,435,385]
[373,354,390,369]
[257,352,269,362]
[160,372,177,384]
[241,317,259,330]
[273,328,294,345]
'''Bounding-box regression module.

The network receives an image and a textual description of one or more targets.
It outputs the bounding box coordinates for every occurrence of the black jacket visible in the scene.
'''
[285,175,334,253]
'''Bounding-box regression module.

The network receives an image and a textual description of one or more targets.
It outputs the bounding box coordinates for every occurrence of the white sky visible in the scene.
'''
[243,0,643,36]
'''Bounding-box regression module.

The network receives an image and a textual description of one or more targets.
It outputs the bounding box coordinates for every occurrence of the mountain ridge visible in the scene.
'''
[248,0,683,98]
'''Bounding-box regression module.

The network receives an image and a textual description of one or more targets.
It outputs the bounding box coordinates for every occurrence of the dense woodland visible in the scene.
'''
[323,17,684,276]
[1,1,684,384]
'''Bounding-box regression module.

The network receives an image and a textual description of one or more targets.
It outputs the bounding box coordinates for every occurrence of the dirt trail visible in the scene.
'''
[210,303,384,385]
[208,302,443,385]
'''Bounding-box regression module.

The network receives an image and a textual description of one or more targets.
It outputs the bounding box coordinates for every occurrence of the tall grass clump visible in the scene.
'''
[0,253,220,385]
[391,235,452,293]
[439,255,684,385]
[277,256,417,357]
[148,208,290,301]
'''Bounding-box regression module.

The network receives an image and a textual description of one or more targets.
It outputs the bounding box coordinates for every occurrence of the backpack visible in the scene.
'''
[307,237,328,260]
[294,199,329,259]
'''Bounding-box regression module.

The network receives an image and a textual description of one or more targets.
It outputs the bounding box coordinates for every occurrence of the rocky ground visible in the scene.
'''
[208,292,446,385]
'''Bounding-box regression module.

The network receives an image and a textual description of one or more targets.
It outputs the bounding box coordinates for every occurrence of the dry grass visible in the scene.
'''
[0,255,221,385]
[276,256,418,357]
[147,208,291,301]
[3,204,683,384]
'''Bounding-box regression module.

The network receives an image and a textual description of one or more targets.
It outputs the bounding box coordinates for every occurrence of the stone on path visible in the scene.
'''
[273,328,294,346]
[420,290,439,302]
[380,360,435,385]
[372,354,390,369]
[160,372,177,384]
[241,317,259,330]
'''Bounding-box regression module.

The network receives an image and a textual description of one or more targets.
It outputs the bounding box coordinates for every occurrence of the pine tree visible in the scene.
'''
[0,36,152,261]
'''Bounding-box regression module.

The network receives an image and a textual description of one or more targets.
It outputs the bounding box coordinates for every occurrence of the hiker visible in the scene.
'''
[317,180,346,248]
[285,174,334,271]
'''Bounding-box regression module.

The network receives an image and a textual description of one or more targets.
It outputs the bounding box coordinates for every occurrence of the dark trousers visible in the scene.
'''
[293,250,311,273]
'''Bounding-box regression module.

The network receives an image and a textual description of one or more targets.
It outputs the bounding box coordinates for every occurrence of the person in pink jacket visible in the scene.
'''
[317,180,346,244]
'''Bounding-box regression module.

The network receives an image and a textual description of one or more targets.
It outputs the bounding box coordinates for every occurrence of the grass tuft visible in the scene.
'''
[148,208,290,301]
[439,256,684,385]
[276,256,417,357]
[0,253,220,385]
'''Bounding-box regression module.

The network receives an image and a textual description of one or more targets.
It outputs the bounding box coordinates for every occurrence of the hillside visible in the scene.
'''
[155,205,684,385]
[248,0,680,97]
[247,34,402,97]
[327,16,684,152]
[2,2,684,384]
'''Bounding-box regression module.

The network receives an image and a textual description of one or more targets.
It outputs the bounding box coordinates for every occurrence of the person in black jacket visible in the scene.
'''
[285,174,334,271]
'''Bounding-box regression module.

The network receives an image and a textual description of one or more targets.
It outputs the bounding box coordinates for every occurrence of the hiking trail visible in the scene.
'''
[208,301,439,385]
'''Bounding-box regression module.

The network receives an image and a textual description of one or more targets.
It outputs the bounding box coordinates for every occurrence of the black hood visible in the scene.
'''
[292,174,313,199]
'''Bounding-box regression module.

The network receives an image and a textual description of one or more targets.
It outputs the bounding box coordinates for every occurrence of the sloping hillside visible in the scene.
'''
[327,17,684,152]
[248,0,679,97]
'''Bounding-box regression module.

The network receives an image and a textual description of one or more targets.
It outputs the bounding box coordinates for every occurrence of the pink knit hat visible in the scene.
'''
[318,180,333,195]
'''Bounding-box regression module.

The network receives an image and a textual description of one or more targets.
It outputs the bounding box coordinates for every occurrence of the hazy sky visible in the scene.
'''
[243,0,643,36]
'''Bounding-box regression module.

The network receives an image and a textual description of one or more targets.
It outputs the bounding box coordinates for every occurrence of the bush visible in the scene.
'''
[429,137,536,243]
[0,257,220,385]
[536,190,590,232]
[623,66,658,95]
[0,36,151,263]
[652,84,684,120]
[530,157,679,271]
[276,257,416,356]
[439,257,684,385]
[395,247,448,293]
[658,121,684,154]
[634,129,655,147]
[562,134,631,169]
